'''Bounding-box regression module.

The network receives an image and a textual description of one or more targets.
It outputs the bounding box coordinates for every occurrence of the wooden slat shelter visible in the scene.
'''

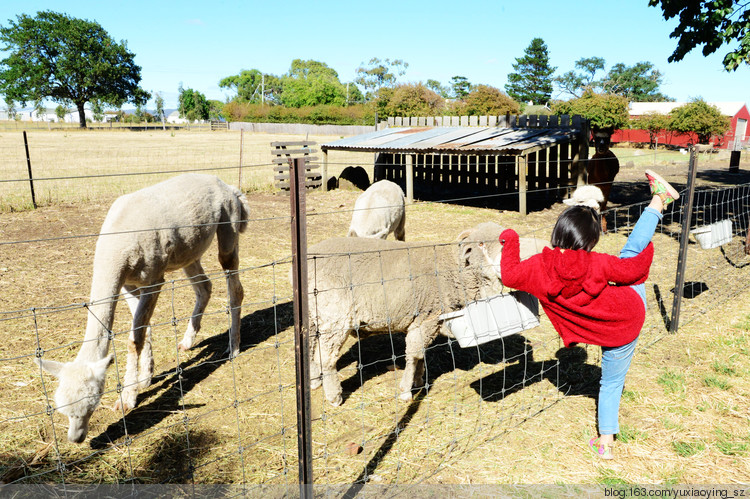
[320,114,589,215]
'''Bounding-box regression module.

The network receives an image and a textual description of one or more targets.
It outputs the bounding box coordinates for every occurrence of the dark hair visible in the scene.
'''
[551,205,601,251]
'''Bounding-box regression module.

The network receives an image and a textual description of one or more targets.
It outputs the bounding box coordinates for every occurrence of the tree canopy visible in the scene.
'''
[505,38,556,105]
[551,90,630,130]
[669,98,731,144]
[280,59,347,108]
[600,61,672,102]
[355,58,408,101]
[554,57,606,98]
[219,69,282,104]
[375,83,445,118]
[178,85,209,122]
[649,0,750,71]
[458,85,520,116]
[0,10,149,128]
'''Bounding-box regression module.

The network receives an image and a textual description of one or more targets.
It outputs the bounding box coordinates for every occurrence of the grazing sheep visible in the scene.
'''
[347,180,406,241]
[35,174,249,443]
[307,222,547,406]
[563,185,605,212]
[587,126,620,231]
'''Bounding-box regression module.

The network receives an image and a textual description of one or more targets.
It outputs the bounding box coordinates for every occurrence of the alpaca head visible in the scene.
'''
[34,354,113,443]
[592,126,614,154]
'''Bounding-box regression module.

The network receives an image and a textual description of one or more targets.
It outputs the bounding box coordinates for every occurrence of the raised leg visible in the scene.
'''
[116,284,161,412]
[177,260,213,352]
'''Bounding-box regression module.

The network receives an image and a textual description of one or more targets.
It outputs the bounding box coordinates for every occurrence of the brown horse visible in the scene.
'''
[587,126,620,231]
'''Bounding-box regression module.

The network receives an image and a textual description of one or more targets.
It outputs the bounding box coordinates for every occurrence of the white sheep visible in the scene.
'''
[563,184,605,211]
[307,222,548,406]
[35,173,249,443]
[347,179,406,240]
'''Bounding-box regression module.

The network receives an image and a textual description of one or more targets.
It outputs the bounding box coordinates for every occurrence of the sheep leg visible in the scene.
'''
[116,285,161,412]
[217,235,244,359]
[122,285,154,391]
[309,330,322,390]
[177,260,212,352]
[399,320,438,401]
[393,214,406,241]
[317,328,347,406]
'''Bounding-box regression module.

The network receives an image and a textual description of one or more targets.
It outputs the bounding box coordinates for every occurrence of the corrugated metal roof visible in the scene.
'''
[320,126,580,155]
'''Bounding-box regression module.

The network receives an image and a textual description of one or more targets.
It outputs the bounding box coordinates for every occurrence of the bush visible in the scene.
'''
[222,102,377,126]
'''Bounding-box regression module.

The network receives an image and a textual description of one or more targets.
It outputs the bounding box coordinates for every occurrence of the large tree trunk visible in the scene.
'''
[76,101,87,129]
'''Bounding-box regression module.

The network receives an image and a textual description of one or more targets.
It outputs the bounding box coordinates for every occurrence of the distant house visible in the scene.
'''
[612,101,749,150]
[166,110,188,124]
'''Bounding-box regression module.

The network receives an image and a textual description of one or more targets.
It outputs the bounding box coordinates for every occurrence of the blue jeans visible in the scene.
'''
[598,207,662,435]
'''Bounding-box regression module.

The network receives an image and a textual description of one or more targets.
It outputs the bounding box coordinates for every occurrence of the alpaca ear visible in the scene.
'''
[91,354,114,379]
[34,357,64,378]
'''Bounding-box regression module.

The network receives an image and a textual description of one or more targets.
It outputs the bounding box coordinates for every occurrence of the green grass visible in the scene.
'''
[714,428,750,456]
[657,370,686,395]
[702,375,732,390]
[617,424,647,443]
[671,440,706,457]
[711,360,737,376]
[596,468,631,486]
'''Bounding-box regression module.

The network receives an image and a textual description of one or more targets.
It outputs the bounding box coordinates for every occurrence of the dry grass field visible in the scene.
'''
[0,129,749,490]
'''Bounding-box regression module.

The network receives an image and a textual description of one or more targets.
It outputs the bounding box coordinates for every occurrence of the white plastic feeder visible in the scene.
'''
[690,219,733,249]
[439,291,540,348]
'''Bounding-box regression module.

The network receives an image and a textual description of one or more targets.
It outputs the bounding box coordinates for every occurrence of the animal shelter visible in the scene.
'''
[320,114,589,215]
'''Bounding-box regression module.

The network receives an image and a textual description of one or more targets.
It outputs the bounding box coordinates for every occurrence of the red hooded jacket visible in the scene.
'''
[499,228,654,348]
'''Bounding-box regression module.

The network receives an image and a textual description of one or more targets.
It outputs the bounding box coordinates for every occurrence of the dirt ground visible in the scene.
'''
[1,146,749,486]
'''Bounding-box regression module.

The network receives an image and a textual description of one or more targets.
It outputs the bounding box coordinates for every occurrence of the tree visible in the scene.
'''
[91,99,104,123]
[0,11,149,128]
[219,69,282,104]
[426,79,450,98]
[55,104,69,122]
[554,57,606,98]
[505,38,556,105]
[178,85,209,122]
[450,76,473,99]
[355,58,408,100]
[551,89,630,129]
[280,59,347,108]
[631,112,672,148]
[600,62,672,101]
[375,83,445,118]
[649,0,750,71]
[669,98,730,144]
[459,85,520,116]
[153,92,165,127]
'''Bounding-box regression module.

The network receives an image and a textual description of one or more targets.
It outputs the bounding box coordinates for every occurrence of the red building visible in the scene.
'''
[612,101,749,150]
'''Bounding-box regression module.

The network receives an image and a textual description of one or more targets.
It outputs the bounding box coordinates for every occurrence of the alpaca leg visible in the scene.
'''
[218,238,244,359]
[115,286,161,412]
[177,261,212,352]
[123,285,154,390]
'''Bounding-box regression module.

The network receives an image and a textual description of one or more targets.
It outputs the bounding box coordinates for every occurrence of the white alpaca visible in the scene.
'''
[563,185,605,211]
[35,174,249,443]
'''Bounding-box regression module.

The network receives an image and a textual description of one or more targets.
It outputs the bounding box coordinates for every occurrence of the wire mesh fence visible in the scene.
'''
[1,132,749,489]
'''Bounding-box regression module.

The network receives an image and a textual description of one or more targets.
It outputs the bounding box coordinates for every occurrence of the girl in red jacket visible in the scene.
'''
[499,170,680,460]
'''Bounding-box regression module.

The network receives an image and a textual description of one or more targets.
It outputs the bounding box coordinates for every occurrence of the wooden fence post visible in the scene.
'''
[22,131,37,209]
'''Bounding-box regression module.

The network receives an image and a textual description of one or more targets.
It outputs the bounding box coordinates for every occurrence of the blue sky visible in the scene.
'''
[1,0,748,110]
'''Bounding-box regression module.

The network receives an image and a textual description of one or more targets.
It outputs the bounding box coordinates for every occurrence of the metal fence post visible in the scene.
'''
[669,146,699,333]
[289,156,313,496]
[22,131,37,209]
